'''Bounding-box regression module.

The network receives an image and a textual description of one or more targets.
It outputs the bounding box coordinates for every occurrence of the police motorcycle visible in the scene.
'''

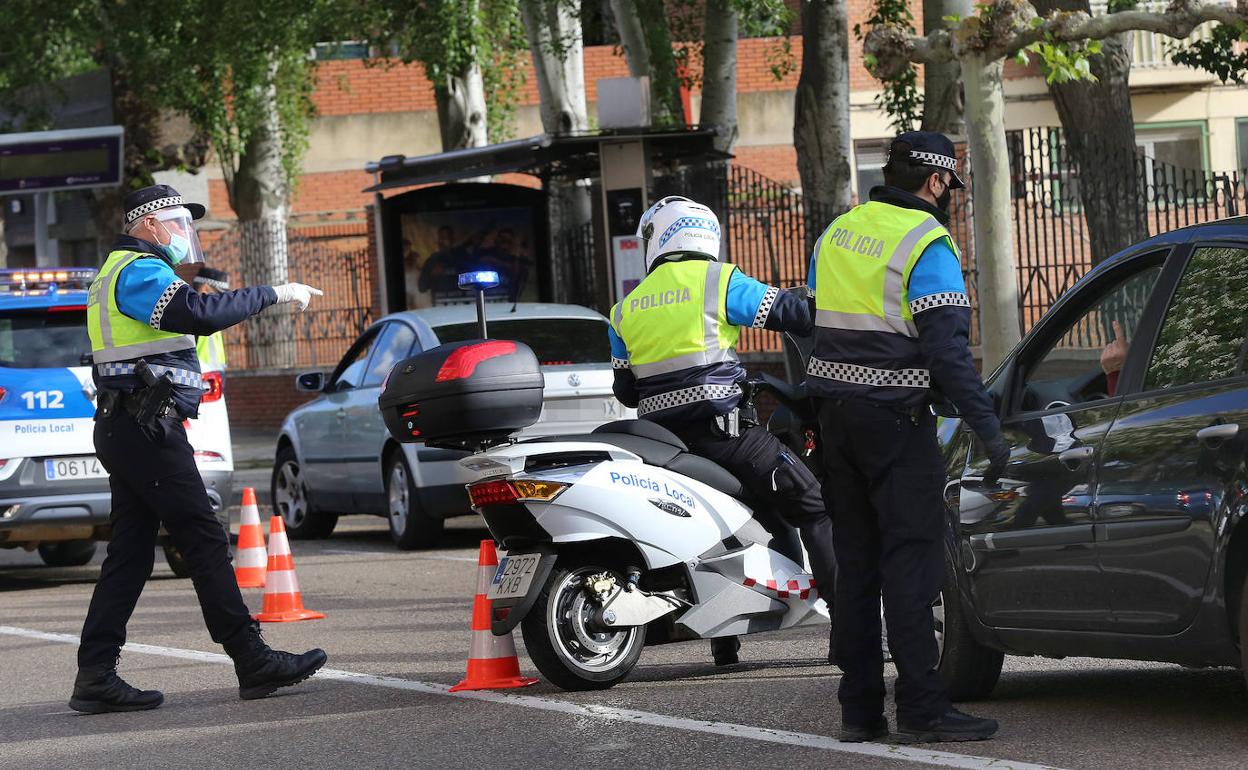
[379,332,828,691]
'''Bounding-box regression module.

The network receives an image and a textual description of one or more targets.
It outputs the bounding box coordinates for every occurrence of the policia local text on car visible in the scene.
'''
[607,195,837,667]
[70,184,326,714]
[807,132,1009,743]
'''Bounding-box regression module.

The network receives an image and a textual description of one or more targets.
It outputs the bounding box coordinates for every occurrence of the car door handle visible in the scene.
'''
[1058,446,1095,470]
[1196,423,1239,445]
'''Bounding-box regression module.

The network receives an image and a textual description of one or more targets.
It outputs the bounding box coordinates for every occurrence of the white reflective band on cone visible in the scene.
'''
[264,569,298,595]
[468,628,520,661]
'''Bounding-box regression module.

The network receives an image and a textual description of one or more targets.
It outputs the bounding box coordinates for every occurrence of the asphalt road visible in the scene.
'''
[3,514,1247,770]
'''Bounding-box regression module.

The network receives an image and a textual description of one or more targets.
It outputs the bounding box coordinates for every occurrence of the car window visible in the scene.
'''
[0,308,91,368]
[330,327,381,391]
[433,318,611,365]
[362,323,416,388]
[1017,262,1163,413]
[1144,246,1248,391]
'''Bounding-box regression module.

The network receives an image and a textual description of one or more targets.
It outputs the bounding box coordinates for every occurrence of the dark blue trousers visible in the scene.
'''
[817,400,951,726]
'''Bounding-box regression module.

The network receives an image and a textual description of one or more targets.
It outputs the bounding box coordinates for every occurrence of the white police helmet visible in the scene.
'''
[637,195,722,273]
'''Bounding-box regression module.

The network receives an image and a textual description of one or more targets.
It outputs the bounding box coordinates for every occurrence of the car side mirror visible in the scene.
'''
[295,371,326,392]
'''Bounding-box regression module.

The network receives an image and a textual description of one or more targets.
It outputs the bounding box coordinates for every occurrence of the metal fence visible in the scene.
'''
[203,228,375,371]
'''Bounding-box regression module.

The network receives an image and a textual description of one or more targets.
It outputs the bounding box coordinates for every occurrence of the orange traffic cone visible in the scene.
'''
[253,515,325,623]
[449,540,539,692]
[234,488,267,589]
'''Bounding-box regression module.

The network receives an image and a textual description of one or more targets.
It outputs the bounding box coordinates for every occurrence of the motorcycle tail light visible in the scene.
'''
[468,480,519,507]
[0,385,6,404]
[201,371,224,402]
[435,340,516,382]
[194,450,226,463]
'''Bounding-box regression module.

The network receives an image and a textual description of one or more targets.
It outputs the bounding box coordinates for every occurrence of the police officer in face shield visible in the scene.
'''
[72,185,326,714]
[607,196,838,667]
[806,133,1008,743]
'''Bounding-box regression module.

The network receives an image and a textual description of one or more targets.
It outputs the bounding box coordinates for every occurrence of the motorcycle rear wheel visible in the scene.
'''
[521,564,645,691]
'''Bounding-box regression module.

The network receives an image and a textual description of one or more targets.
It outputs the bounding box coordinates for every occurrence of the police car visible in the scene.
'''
[0,268,233,571]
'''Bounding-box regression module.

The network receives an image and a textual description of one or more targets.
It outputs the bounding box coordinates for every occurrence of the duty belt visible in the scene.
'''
[806,358,930,389]
[96,362,204,390]
[637,383,743,416]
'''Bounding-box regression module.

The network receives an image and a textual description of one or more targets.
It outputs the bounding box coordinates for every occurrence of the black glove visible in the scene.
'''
[983,434,1011,485]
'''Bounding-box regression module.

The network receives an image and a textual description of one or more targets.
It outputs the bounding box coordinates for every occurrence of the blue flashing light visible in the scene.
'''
[458,270,500,291]
[0,267,98,295]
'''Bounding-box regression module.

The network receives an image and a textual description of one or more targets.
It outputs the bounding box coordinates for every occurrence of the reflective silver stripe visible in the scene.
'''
[96,362,205,390]
[752,286,779,329]
[631,347,738,378]
[92,335,197,363]
[703,262,723,354]
[815,309,917,337]
[95,254,138,349]
[806,357,930,389]
[638,383,743,415]
[882,218,942,318]
[611,357,630,370]
[909,291,970,314]
[612,302,623,332]
[148,280,186,329]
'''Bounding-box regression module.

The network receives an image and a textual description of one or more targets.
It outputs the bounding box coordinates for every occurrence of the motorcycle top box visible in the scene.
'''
[379,338,544,448]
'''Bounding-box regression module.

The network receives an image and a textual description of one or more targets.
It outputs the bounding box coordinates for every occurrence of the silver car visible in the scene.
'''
[272,303,634,548]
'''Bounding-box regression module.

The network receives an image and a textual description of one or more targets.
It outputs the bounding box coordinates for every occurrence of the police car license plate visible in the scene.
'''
[44,456,108,481]
[487,554,541,600]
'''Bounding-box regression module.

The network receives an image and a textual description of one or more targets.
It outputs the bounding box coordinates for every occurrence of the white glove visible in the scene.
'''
[272,283,323,311]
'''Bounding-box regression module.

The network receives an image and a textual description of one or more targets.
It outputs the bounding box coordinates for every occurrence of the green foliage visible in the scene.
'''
[363,0,528,140]
[856,0,921,132]
[657,0,795,91]
[1020,38,1103,84]
[1170,22,1248,84]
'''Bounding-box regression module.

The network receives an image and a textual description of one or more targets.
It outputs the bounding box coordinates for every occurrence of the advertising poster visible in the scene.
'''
[399,207,538,309]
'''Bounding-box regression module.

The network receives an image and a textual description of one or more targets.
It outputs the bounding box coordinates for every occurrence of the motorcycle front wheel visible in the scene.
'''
[520,563,646,691]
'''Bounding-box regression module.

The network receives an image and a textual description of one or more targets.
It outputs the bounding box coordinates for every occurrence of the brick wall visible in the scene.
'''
[225,371,319,433]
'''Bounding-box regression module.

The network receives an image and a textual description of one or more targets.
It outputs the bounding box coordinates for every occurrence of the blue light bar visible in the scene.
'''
[458,270,500,291]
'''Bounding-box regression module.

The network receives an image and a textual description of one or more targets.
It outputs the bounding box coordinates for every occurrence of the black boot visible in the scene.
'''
[839,716,889,743]
[224,623,327,700]
[69,659,164,714]
[710,636,741,666]
[896,709,999,743]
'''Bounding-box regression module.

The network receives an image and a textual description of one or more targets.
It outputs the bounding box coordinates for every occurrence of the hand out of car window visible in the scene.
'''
[1100,321,1128,375]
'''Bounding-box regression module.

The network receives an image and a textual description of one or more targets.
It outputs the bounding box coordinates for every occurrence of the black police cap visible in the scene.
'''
[123,183,207,226]
[888,131,965,189]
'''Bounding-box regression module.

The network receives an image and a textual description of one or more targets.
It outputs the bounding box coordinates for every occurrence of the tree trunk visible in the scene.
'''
[434,61,490,151]
[521,0,593,299]
[920,0,970,134]
[962,56,1022,370]
[609,0,684,125]
[700,0,739,153]
[1033,0,1146,265]
[794,0,853,247]
[231,57,293,370]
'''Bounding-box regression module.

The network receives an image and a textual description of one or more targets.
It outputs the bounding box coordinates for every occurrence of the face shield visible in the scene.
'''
[151,206,204,266]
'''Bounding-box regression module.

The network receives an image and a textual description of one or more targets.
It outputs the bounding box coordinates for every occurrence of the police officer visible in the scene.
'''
[608,195,837,666]
[806,133,1009,743]
[71,184,327,713]
[189,265,230,370]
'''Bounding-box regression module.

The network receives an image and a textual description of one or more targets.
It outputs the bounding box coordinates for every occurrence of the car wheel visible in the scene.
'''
[272,445,338,539]
[37,540,96,567]
[385,451,443,550]
[937,559,1004,701]
[1238,570,1248,691]
[162,544,192,578]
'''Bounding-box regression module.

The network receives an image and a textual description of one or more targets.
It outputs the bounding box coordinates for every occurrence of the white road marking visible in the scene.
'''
[0,625,1065,770]
[320,548,477,562]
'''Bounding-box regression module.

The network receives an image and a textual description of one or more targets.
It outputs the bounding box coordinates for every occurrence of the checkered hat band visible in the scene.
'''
[806,358,930,389]
[126,196,184,223]
[909,151,957,172]
[638,383,742,415]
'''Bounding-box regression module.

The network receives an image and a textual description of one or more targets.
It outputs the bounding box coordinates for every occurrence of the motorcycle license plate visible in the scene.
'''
[44,456,108,481]
[488,553,541,601]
